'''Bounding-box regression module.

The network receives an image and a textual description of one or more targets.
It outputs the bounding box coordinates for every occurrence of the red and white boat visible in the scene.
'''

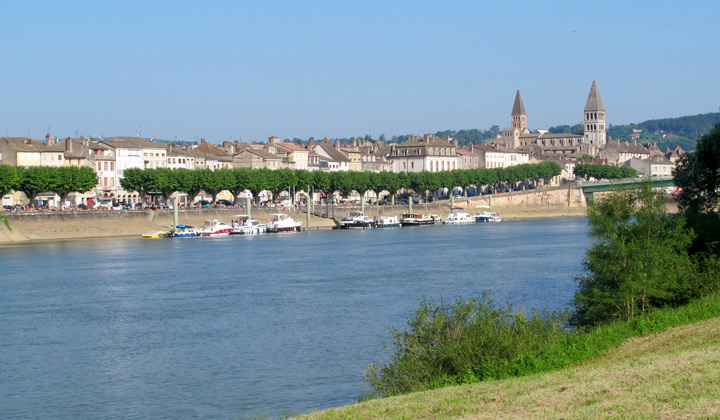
[197,219,232,236]
[267,213,302,233]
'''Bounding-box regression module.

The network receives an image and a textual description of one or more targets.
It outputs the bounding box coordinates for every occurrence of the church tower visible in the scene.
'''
[511,89,527,131]
[583,80,606,146]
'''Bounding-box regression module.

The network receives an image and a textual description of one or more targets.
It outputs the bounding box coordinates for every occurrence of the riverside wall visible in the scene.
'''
[0,187,589,244]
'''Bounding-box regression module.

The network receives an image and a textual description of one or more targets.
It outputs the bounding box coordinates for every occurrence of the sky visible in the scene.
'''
[2,1,719,143]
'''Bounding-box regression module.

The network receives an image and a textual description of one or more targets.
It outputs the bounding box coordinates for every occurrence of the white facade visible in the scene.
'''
[503,151,529,168]
[115,147,143,180]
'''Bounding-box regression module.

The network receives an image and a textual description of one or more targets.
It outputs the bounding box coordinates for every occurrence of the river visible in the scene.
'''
[0,217,590,419]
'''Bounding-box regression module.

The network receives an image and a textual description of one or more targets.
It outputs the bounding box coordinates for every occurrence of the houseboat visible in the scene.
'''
[400,213,435,226]
[376,215,401,228]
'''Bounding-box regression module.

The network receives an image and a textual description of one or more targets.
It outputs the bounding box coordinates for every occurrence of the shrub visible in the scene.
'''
[364,293,569,397]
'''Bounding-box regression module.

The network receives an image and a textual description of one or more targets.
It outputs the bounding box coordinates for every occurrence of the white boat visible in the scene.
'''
[197,219,232,236]
[400,213,434,226]
[340,211,375,229]
[376,215,401,228]
[171,224,198,237]
[430,214,443,224]
[444,212,474,224]
[231,215,267,235]
[474,206,502,223]
[267,213,302,233]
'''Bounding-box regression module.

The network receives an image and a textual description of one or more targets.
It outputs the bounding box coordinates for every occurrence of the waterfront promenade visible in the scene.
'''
[0,187,589,243]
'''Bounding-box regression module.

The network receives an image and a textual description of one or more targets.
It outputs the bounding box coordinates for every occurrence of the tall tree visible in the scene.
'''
[674,124,720,213]
[572,185,696,327]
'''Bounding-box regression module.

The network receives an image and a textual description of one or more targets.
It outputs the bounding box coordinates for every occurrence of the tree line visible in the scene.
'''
[0,165,97,207]
[117,162,563,205]
[574,163,636,180]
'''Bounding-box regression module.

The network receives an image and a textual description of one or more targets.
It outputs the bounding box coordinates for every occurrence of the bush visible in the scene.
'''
[364,293,569,397]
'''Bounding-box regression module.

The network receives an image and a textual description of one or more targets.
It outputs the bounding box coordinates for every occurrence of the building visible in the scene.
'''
[0,137,45,167]
[388,134,458,173]
[499,81,606,159]
[232,148,283,169]
[599,140,651,166]
[313,141,350,171]
[622,157,675,177]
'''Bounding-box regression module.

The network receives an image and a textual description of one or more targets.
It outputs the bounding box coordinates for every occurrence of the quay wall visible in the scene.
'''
[0,187,588,244]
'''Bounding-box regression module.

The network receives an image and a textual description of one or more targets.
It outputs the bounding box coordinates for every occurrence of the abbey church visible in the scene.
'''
[498,81,607,160]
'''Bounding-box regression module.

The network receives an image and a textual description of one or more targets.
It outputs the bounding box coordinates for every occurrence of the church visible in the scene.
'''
[498,81,606,160]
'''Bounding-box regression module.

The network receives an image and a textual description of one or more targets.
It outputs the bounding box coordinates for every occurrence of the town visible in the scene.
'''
[0,81,684,210]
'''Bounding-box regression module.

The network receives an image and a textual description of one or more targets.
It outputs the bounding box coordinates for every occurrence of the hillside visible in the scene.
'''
[293,316,720,419]
[549,113,720,151]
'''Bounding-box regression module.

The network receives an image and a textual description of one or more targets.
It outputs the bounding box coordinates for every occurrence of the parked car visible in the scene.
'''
[215,199,234,207]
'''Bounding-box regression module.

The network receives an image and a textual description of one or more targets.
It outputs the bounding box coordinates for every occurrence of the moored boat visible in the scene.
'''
[267,213,302,233]
[142,229,168,239]
[400,213,435,226]
[171,224,198,237]
[474,206,502,223]
[376,215,401,228]
[340,211,375,229]
[444,212,474,224]
[197,219,232,236]
[231,215,267,235]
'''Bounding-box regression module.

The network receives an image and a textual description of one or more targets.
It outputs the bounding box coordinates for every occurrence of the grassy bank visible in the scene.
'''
[292,291,720,419]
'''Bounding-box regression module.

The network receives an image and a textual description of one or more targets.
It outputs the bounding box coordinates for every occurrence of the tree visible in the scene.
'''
[202,168,235,204]
[121,168,152,205]
[175,168,203,204]
[148,168,179,202]
[572,185,696,327]
[674,124,720,213]
[0,165,20,199]
[50,166,98,207]
[18,166,52,206]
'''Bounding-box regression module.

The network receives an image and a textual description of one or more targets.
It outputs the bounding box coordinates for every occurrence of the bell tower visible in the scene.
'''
[583,80,606,146]
[511,89,527,131]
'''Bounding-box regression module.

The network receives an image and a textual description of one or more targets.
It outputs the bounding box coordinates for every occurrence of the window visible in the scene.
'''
[411,162,414,169]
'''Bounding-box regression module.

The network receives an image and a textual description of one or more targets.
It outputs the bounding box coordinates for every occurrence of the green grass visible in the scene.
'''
[292,291,720,419]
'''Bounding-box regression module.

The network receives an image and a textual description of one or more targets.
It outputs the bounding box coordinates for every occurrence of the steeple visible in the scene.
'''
[584,80,605,112]
[583,80,606,146]
[511,89,527,131]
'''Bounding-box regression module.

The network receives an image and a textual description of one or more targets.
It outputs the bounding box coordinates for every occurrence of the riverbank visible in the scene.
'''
[293,294,720,420]
[0,203,588,244]
[294,318,720,419]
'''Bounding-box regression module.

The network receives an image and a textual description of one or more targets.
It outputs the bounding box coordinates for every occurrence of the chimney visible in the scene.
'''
[65,137,72,152]
[231,144,237,154]
[452,138,458,147]
[334,139,340,149]
[268,136,279,146]
[353,138,358,147]
[470,143,474,153]
[408,134,415,142]
[46,133,52,145]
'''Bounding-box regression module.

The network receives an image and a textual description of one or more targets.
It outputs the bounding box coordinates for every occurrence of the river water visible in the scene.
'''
[0,217,590,419]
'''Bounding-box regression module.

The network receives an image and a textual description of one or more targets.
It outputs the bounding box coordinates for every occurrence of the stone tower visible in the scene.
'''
[583,80,606,146]
[511,89,527,131]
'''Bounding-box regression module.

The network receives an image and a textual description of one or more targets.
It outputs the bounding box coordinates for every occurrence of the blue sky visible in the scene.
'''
[2,1,718,142]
